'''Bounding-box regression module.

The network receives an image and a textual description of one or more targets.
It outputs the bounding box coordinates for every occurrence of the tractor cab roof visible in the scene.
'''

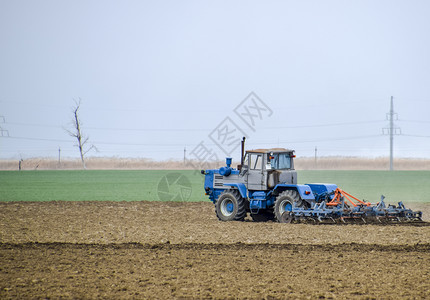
[246,148,294,154]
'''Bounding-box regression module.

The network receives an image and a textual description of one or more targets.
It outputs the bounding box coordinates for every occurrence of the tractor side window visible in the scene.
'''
[270,155,277,169]
[249,154,262,170]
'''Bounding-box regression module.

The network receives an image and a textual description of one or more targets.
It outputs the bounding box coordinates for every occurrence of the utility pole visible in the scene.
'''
[184,147,186,166]
[389,97,394,171]
[314,146,317,169]
[58,147,61,165]
[382,96,401,171]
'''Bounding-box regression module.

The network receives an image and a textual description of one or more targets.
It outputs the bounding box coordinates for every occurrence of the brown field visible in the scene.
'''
[2,156,430,170]
[1,201,430,299]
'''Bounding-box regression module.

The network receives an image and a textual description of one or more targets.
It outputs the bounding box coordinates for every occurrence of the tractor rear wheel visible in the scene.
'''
[215,189,246,221]
[274,190,301,223]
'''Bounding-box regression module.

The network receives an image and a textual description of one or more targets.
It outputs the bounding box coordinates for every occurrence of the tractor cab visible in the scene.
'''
[242,148,297,190]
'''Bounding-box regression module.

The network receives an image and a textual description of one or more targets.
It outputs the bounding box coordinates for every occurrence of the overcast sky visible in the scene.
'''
[1,0,430,162]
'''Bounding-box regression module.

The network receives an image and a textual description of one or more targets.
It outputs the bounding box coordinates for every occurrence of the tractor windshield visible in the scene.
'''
[269,153,292,170]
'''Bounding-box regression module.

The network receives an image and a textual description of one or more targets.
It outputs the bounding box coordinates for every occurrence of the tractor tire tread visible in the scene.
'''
[215,189,246,221]
[274,190,301,223]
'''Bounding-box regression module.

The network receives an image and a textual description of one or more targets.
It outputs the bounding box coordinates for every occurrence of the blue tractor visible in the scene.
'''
[202,138,422,223]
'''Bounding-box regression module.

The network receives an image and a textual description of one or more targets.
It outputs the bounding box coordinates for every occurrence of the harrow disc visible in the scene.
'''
[280,211,294,223]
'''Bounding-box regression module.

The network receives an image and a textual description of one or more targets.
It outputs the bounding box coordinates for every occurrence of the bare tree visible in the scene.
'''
[66,99,97,169]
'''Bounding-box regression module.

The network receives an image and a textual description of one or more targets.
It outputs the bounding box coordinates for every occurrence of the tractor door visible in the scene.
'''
[246,153,267,190]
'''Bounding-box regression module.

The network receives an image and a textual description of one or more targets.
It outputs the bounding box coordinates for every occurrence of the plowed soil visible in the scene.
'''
[1,201,429,299]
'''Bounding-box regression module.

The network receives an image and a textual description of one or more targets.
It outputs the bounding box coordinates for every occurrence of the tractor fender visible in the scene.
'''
[273,184,315,200]
[223,183,248,199]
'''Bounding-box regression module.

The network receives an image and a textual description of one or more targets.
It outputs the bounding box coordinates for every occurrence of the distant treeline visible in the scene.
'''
[2,156,430,171]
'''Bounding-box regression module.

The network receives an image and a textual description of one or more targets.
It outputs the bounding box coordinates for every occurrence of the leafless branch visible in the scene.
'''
[64,98,96,169]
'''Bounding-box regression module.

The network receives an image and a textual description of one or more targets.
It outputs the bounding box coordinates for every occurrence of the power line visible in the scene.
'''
[399,119,430,124]
[402,134,430,138]
[4,136,74,143]
[6,122,61,129]
[5,120,385,132]
[5,122,209,131]
[247,135,382,145]
[0,100,226,113]
[263,120,384,130]
[1,133,382,147]
[2,135,200,147]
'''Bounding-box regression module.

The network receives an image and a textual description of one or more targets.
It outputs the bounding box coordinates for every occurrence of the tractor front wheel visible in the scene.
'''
[274,190,301,223]
[215,190,246,221]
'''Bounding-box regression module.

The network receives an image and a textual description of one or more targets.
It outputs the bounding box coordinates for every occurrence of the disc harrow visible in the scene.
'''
[288,188,423,224]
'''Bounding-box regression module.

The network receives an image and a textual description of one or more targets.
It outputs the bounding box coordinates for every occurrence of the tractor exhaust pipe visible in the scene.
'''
[240,136,246,166]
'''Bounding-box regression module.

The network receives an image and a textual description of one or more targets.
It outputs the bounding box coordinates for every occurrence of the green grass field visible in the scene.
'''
[1,170,429,203]
[298,170,430,203]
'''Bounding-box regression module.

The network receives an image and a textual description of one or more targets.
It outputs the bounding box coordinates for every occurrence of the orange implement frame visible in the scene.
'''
[327,188,371,207]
